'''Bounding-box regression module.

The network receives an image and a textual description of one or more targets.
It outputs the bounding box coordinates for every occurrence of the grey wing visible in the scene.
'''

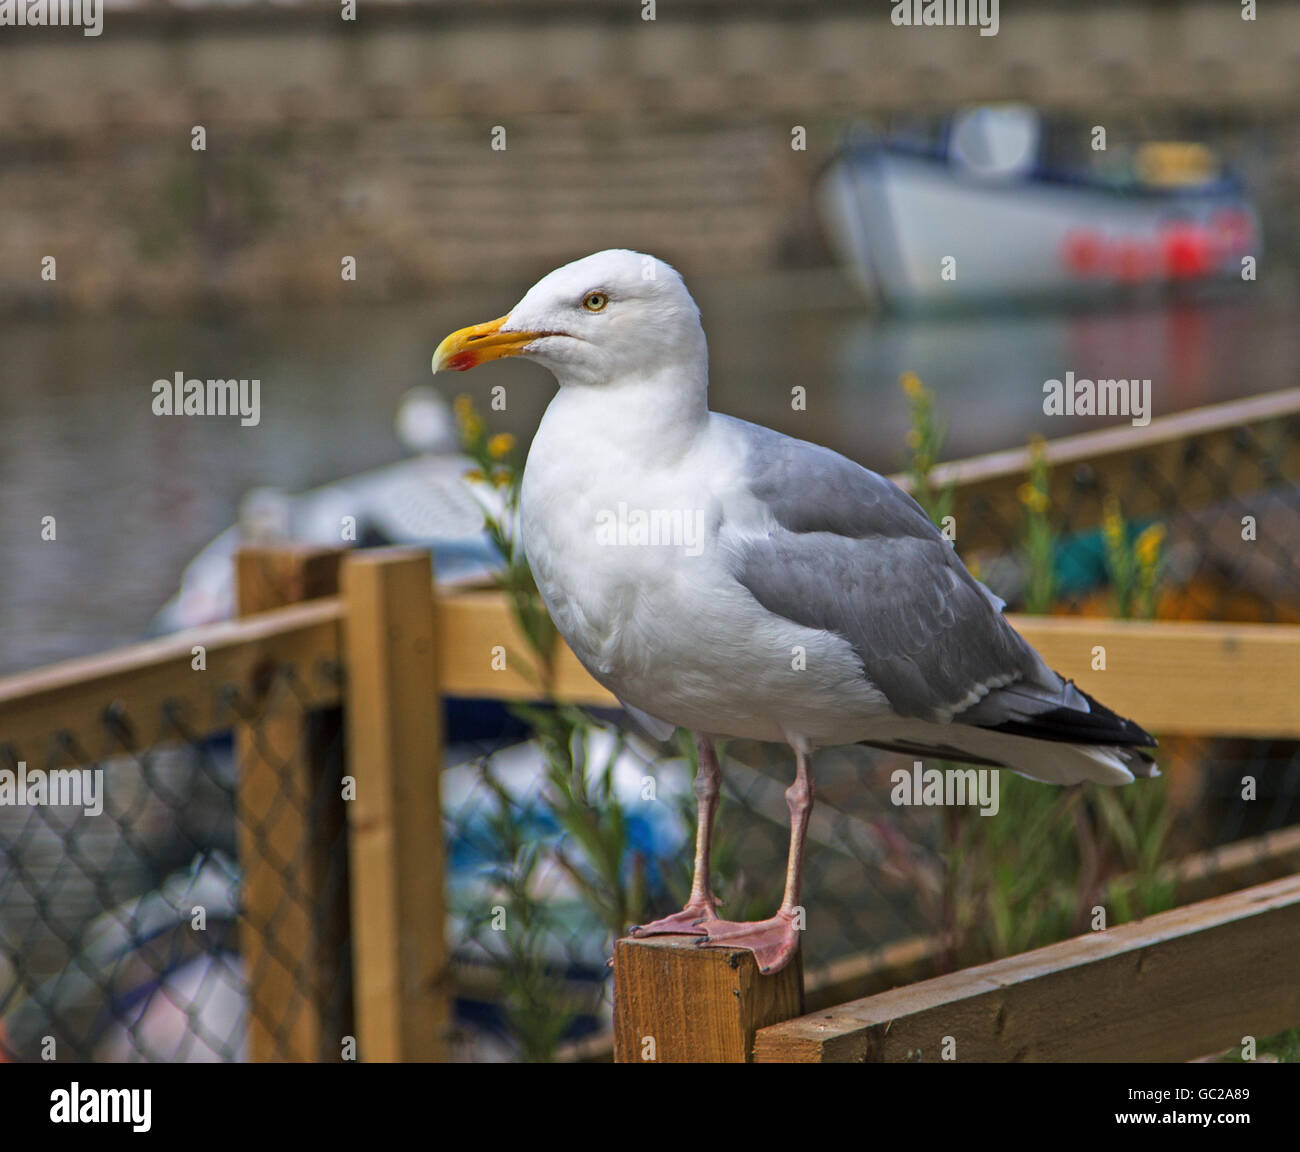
[723,417,1155,747]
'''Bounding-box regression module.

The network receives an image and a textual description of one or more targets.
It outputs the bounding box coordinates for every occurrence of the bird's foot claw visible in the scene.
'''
[629,902,718,938]
[696,913,801,974]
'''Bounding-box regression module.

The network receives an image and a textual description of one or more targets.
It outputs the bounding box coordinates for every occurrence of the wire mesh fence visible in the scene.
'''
[947,404,1299,623]
[1,396,1297,1061]
[0,659,351,1063]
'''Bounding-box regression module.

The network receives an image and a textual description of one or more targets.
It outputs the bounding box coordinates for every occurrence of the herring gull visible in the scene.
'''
[433,249,1157,974]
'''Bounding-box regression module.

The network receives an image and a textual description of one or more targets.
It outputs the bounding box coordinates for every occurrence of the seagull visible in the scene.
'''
[433,249,1157,974]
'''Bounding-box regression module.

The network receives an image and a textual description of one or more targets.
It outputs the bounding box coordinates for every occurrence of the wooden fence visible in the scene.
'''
[1,389,1297,1062]
[2,549,1297,1061]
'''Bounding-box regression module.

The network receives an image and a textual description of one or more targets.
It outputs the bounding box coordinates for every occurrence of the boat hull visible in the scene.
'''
[819,148,1258,308]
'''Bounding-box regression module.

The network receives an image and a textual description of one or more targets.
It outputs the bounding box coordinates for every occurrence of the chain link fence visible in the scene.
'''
[951,408,1299,623]
[2,401,1297,1061]
[0,660,351,1063]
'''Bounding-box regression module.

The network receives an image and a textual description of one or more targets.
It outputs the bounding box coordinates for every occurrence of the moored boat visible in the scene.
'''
[818,106,1259,309]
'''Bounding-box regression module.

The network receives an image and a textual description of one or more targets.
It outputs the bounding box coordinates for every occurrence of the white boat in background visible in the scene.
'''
[151,387,504,634]
[817,106,1259,309]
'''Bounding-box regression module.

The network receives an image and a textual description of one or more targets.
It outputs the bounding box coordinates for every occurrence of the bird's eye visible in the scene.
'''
[582,291,609,312]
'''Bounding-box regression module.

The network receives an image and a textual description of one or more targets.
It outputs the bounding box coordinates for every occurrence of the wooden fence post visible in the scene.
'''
[235,544,349,1062]
[613,936,803,1062]
[342,547,449,1061]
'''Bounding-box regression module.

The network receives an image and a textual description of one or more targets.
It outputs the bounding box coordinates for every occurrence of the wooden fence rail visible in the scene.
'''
[754,873,1300,1063]
[6,597,1296,759]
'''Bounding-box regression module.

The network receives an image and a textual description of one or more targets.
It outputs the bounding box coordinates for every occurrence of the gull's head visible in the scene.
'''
[432,250,706,389]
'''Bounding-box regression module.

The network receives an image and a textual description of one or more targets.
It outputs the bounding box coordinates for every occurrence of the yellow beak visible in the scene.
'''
[432,315,551,373]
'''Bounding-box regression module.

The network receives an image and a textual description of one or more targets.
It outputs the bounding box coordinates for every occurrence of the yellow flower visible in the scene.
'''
[1018,482,1048,513]
[1102,497,1125,551]
[900,371,924,399]
[487,432,516,459]
[454,394,483,441]
[491,468,513,489]
[1134,523,1165,575]
[463,467,487,484]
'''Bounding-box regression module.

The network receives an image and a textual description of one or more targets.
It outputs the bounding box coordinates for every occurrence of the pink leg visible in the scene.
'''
[697,744,814,973]
[629,734,722,937]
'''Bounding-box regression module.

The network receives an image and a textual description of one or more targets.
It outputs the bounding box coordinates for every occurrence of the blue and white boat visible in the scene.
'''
[817,106,1259,309]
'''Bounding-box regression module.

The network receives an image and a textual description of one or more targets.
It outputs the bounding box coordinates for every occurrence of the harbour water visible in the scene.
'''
[2,271,1295,676]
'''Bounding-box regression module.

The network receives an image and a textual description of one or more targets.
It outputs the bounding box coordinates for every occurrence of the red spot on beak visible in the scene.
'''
[445,350,479,371]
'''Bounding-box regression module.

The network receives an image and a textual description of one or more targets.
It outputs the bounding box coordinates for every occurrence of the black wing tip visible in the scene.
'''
[1078,684,1159,748]
[983,682,1158,750]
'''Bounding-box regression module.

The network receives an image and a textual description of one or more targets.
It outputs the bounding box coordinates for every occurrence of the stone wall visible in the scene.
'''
[1,1,1298,313]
